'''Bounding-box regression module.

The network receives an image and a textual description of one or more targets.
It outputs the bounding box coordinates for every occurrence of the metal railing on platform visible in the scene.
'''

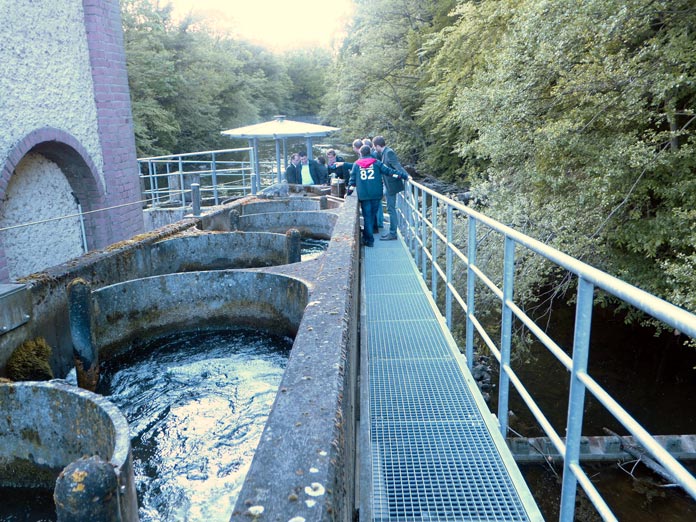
[398,179,696,522]
[138,148,280,209]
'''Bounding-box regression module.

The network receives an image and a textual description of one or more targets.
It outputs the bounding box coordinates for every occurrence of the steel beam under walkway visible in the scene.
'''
[359,234,543,521]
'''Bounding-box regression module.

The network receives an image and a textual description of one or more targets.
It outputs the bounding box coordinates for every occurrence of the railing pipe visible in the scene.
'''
[445,204,453,329]
[498,236,515,437]
[211,152,219,205]
[431,198,438,302]
[559,276,594,521]
[465,216,477,368]
[177,156,184,207]
[421,189,427,278]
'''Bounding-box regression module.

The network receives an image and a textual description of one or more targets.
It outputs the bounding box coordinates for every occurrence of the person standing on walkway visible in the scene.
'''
[373,136,409,240]
[347,145,406,247]
[298,151,326,185]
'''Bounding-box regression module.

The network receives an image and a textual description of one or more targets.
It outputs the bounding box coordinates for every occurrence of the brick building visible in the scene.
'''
[0,0,143,282]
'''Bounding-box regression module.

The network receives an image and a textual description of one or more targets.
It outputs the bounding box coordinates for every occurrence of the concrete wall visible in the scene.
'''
[0,0,143,283]
[0,192,361,521]
[0,154,85,280]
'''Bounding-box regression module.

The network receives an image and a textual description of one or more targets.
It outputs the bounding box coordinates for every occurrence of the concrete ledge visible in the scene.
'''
[151,231,293,273]
[238,211,338,239]
[230,196,360,521]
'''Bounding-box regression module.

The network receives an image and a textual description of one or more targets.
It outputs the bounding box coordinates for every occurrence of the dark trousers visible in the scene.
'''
[360,198,380,246]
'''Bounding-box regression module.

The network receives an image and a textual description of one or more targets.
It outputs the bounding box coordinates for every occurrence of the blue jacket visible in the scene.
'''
[348,157,404,201]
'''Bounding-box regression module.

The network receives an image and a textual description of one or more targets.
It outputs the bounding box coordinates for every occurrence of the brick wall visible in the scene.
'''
[83,0,143,247]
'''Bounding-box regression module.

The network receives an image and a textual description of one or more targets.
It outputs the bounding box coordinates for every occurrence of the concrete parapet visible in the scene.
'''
[88,271,309,359]
[239,211,338,239]
[0,380,138,521]
[230,194,361,521]
[151,231,293,272]
[241,197,321,215]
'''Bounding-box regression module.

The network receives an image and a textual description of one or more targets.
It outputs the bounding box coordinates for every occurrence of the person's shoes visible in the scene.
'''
[366,242,374,247]
[373,225,379,233]
[380,234,397,241]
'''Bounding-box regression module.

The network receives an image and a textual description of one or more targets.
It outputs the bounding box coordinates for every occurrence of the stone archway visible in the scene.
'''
[0,128,106,281]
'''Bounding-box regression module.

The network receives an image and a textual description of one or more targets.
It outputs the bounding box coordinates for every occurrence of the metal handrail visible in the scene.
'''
[137,148,278,208]
[398,179,696,522]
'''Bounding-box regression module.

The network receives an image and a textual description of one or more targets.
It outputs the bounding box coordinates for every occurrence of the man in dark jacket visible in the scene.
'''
[348,145,406,247]
[326,149,349,183]
[285,153,301,184]
[298,151,326,185]
[373,136,409,240]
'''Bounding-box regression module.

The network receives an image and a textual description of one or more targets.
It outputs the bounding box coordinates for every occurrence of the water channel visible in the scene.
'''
[99,328,292,522]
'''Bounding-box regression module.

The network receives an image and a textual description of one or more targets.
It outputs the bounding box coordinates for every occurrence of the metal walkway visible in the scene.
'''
[359,234,543,521]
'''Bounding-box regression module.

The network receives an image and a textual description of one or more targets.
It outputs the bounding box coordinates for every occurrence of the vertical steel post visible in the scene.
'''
[559,276,594,521]
[421,190,427,277]
[465,217,477,368]
[446,205,453,329]
[498,236,516,437]
[253,138,261,193]
[275,139,282,183]
[431,197,438,302]
[148,160,158,207]
[177,156,184,205]
[211,152,219,205]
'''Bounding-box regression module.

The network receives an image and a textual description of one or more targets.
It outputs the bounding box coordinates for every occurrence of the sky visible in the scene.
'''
[165,0,355,52]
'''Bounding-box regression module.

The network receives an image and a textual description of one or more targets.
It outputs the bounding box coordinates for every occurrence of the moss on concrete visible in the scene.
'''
[5,337,53,381]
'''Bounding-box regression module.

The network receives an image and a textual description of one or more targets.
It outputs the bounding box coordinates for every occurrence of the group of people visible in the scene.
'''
[284,136,409,248]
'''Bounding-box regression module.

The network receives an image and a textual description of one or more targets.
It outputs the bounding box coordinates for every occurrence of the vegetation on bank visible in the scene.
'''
[122,0,696,323]
[121,0,331,157]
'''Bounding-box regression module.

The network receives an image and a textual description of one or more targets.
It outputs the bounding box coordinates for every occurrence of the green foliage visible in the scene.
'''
[324,0,458,164]
[120,0,328,157]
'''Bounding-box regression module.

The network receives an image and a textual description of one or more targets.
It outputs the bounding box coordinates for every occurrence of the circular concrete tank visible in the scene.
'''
[89,271,309,359]
[0,380,138,520]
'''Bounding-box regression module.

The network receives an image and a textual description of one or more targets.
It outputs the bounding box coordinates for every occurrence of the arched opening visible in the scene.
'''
[0,129,105,281]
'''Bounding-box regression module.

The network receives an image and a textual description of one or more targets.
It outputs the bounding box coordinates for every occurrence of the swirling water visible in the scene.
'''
[98,328,292,522]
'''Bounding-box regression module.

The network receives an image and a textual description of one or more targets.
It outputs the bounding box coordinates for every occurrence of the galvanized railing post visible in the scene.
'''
[465,216,477,368]
[560,276,594,521]
[211,152,219,205]
[148,160,159,207]
[498,236,516,437]
[177,156,184,205]
[421,189,427,278]
[431,197,438,302]
[445,205,453,329]
[409,183,416,255]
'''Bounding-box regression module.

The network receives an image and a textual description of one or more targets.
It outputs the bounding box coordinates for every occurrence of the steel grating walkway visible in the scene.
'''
[359,235,543,522]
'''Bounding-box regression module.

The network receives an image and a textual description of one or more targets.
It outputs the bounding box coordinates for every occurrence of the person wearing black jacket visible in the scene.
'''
[285,153,301,183]
[298,151,326,185]
[373,136,409,240]
[326,149,349,183]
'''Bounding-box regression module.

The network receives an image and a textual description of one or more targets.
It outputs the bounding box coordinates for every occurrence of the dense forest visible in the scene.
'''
[122,0,696,322]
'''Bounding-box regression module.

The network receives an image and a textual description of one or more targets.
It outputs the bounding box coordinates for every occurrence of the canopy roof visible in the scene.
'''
[221,116,339,139]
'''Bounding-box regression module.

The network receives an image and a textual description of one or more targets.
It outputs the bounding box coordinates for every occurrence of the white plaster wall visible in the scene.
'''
[0,0,104,185]
[0,153,84,279]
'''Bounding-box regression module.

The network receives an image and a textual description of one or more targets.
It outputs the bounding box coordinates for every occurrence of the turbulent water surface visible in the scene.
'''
[99,328,292,522]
